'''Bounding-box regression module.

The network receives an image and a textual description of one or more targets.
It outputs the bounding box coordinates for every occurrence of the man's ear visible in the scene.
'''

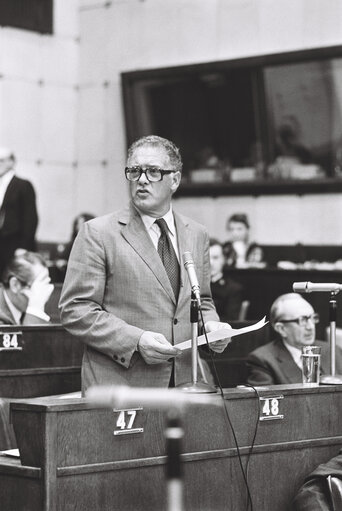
[8,276,21,294]
[171,171,181,193]
[273,322,287,338]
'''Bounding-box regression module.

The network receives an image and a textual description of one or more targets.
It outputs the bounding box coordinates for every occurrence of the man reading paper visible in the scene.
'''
[59,136,230,392]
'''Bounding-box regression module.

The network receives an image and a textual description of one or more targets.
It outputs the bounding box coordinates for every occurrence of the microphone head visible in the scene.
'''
[293,282,308,293]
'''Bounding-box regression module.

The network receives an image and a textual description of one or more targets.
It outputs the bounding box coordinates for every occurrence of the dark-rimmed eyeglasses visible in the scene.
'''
[125,166,178,182]
[278,313,319,327]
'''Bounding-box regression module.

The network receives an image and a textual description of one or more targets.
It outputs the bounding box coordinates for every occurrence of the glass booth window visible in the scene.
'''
[264,58,342,180]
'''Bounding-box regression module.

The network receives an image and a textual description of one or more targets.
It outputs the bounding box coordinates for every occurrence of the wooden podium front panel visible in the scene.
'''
[0,325,83,370]
[2,385,342,511]
[0,464,42,511]
[0,325,83,398]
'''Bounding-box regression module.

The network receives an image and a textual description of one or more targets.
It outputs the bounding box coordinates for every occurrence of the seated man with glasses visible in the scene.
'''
[0,250,54,325]
[246,293,342,385]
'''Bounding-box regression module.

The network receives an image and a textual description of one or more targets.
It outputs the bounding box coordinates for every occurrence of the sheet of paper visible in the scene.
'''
[0,448,20,458]
[176,317,268,351]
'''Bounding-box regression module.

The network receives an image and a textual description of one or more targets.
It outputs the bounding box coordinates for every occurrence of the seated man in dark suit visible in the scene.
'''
[246,293,342,385]
[0,250,54,325]
[209,238,244,320]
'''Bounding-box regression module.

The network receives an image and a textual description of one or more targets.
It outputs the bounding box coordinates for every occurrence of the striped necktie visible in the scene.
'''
[155,218,180,301]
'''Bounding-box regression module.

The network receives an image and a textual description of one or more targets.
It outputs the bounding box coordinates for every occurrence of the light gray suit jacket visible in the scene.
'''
[59,204,219,392]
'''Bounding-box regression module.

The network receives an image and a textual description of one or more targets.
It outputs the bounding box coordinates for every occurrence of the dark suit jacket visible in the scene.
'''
[246,338,342,385]
[0,175,38,273]
[210,277,243,320]
[293,449,342,510]
[59,204,220,392]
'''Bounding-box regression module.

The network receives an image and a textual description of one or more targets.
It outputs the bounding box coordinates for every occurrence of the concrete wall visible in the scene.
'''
[0,0,80,241]
[77,0,342,245]
[1,0,342,244]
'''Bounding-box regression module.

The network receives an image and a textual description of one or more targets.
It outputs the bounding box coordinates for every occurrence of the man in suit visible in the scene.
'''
[0,250,54,325]
[246,293,342,385]
[0,147,38,275]
[59,135,230,392]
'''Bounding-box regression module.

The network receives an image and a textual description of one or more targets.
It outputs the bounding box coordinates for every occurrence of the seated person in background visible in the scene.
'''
[223,213,265,268]
[209,239,244,320]
[0,250,54,325]
[246,242,266,268]
[246,293,342,385]
[56,212,95,267]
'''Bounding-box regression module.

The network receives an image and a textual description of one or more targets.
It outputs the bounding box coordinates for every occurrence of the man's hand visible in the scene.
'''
[138,331,182,365]
[22,272,54,310]
[204,321,232,353]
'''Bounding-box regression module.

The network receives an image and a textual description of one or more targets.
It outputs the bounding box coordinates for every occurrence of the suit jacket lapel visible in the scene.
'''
[120,205,176,305]
[276,340,302,382]
[0,288,15,324]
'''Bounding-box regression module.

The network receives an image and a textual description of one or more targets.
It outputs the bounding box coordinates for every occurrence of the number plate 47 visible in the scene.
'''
[113,408,144,436]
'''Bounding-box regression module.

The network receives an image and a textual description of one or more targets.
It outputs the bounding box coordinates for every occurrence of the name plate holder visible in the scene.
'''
[259,395,284,421]
[0,331,23,352]
[113,407,144,436]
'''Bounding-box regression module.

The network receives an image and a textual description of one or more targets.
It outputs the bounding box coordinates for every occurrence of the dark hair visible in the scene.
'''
[127,135,183,172]
[227,213,250,229]
[71,213,95,242]
[246,242,264,260]
[2,250,47,288]
[209,238,222,248]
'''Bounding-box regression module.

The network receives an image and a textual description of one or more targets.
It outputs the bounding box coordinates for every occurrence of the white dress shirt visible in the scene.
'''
[139,206,180,261]
[0,170,14,209]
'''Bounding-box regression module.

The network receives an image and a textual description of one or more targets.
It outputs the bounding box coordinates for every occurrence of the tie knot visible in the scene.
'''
[155,218,169,235]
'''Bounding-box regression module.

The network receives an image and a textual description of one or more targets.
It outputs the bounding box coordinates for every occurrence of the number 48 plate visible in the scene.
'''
[259,395,284,421]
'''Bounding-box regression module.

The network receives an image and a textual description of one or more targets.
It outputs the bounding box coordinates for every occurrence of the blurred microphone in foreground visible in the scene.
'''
[87,385,219,410]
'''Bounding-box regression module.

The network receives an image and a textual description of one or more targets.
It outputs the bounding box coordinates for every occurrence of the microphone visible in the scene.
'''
[293,282,342,293]
[86,385,217,410]
[182,252,201,305]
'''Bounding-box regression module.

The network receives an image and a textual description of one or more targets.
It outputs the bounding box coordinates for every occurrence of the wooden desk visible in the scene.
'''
[0,325,82,398]
[0,384,341,510]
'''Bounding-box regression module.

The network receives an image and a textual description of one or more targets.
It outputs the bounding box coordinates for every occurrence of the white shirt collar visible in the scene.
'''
[139,206,176,237]
[0,170,14,208]
[3,290,22,324]
[282,339,303,369]
[0,169,14,186]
